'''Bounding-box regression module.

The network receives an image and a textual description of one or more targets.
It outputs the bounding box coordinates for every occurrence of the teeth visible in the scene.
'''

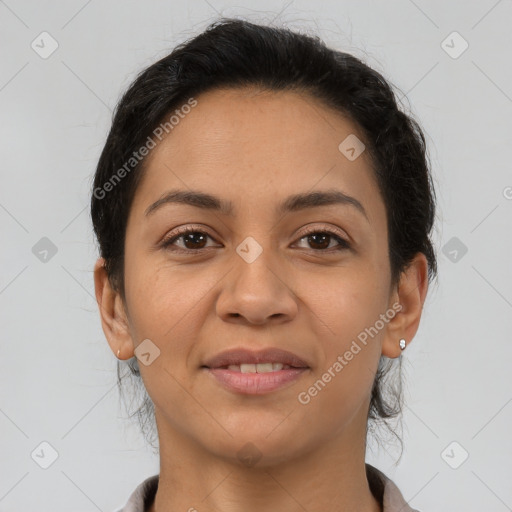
[226,363,288,373]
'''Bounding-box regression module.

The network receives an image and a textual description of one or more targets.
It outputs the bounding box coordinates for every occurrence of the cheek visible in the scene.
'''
[300,264,387,395]
[305,263,388,336]
[123,256,215,351]
[298,280,384,427]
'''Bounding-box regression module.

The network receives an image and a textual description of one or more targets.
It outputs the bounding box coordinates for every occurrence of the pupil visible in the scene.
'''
[309,234,329,249]
[184,232,206,249]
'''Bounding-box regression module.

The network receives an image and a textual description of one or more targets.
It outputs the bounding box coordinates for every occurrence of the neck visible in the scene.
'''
[149,408,382,512]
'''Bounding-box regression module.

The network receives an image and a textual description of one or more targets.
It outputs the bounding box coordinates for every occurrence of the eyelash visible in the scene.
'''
[160,225,351,253]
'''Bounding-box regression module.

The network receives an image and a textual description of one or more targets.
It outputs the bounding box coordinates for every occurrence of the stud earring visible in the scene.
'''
[399,338,406,350]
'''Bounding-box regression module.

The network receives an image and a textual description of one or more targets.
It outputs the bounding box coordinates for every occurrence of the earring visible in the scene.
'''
[117,348,121,359]
[399,338,406,350]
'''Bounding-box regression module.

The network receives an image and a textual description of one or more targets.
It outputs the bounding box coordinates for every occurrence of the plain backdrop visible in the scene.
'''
[1,1,511,511]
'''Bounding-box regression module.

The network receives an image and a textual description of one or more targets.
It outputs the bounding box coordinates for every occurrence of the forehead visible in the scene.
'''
[132,87,384,224]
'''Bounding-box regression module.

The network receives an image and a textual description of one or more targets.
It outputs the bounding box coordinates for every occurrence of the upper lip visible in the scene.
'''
[202,347,310,369]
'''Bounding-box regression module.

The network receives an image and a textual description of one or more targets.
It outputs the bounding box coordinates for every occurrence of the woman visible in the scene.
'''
[91,18,437,512]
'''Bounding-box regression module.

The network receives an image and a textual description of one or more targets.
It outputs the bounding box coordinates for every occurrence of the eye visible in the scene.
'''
[160,225,351,253]
[160,226,219,252]
[294,228,351,252]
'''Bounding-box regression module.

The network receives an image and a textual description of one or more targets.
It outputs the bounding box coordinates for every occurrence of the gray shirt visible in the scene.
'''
[115,463,420,512]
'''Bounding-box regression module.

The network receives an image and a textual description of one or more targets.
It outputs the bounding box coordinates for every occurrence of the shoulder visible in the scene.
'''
[114,474,159,512]
[366,463,421,512]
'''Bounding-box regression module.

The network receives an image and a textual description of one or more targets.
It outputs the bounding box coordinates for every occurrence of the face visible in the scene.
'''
[101,87,411,466]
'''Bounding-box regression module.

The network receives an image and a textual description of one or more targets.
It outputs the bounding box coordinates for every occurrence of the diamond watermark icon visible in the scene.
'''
[236,236,263,263]
[237,442,262,467]
[441,31,469,59]
[32,237,58,263]
[31,31,59,59]
[441,441,469,469]
[134,338,161,366]
[338,134,365,161]
[442,236,468,263]
[31,441,59,469]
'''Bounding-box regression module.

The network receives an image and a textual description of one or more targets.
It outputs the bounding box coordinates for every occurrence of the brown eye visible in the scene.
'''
[160,226,350,254]
[161,227,218,252]
[295,230,350,252]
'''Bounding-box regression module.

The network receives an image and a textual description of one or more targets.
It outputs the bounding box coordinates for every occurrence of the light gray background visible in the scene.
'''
[1,1,511,511]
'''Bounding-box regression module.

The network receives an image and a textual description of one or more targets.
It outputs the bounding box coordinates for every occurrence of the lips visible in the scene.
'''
[202,347,310,369]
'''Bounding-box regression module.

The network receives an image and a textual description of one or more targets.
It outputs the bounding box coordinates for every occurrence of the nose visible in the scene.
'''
[216,244,298,325]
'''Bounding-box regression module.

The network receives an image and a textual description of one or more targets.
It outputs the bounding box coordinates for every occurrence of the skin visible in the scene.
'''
[94,87,428,512]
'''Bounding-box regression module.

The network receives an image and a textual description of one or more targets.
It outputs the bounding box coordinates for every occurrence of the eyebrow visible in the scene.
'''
[144,188,369,222]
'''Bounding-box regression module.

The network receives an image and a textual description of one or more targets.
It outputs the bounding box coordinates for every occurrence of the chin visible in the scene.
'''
[202,427,310,469]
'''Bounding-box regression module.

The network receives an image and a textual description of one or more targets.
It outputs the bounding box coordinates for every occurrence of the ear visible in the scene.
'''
[93,257,135,360]
[381,252,429,358]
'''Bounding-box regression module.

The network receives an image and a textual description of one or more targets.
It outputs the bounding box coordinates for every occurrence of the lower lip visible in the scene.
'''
[204,367,308,395]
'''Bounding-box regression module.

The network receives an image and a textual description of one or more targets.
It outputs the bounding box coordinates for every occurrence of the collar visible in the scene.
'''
[118,463,420,511]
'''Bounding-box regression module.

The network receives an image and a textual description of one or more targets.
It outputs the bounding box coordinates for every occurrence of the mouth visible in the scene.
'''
[201,347,310,395]
[207,362,300,373]
[202,366,309,395]
[201,347,310,371]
